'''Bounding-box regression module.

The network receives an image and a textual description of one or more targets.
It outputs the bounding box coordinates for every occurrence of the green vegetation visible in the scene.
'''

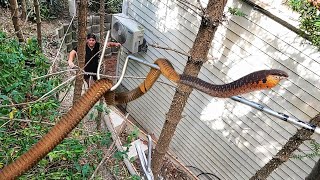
[287,0,320,159]
[0,32,113,179]
[112,127,139,178]
[0,0,8,8]
[288,0,320,48]
[28,0,65,21]
[228,7,247,17]
[89,0,122,13]
[293,139,320,159]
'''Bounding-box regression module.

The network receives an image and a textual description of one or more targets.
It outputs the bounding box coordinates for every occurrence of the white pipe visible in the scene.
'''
[110,54,156,91]
[97,31,110,80]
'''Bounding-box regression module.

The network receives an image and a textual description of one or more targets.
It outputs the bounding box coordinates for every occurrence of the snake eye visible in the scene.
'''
[278,75,287,80]
[270,75,287,81]
[270,70,288,78]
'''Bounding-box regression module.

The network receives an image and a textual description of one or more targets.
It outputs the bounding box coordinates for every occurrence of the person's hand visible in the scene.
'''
[107,42,121,47]
[68,60,75,69]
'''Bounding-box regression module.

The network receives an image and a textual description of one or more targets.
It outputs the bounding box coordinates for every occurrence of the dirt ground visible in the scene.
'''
[1,6,195,179]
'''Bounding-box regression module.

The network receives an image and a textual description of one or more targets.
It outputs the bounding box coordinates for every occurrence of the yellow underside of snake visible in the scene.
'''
[0,58,288,179]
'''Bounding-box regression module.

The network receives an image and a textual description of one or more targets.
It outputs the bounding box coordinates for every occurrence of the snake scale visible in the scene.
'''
[0,58,288,179]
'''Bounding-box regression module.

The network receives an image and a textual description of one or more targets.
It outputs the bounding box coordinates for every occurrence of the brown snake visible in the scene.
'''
[0,58,288,179]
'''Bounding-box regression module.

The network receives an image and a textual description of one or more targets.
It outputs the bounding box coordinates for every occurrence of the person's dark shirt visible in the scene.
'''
[74,42,100,73]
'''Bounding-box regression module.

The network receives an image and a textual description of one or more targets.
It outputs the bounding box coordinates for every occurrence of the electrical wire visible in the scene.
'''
[186,165,221,180]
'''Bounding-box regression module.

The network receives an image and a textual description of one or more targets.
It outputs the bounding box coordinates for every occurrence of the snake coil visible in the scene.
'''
[0,59,288,179]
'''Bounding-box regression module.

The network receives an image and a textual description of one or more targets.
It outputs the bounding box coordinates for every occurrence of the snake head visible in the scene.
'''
[264,69,288,88]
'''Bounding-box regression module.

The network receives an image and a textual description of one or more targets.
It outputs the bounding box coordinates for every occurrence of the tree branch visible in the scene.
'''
[0,76,75,108]
[0,116,99,135]
[149,43,190,57]
[250,114,320,180]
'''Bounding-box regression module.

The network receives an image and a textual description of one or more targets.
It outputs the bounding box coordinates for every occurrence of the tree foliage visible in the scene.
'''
[89,0,122,13]
[0,32,54,115]
[288,0,320,48]
[0,32,112,178]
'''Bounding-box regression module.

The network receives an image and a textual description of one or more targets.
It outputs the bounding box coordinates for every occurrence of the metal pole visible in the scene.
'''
[231,96,320,134]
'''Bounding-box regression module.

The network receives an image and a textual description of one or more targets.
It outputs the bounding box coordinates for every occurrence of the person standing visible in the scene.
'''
[68,33,120,86]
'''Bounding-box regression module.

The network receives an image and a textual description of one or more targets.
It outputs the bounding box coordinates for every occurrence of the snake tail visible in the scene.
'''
[0,79,113,180]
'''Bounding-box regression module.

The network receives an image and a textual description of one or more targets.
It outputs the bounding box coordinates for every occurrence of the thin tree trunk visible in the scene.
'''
[250,114,320,180]
[151,0,228,178]
[33,0,42,50]
[72,0,87,104]
[99,0,105,43]
[21,0,27,20]
[9,0,24,42]
[306,158,320,180]
[95,0,105,132]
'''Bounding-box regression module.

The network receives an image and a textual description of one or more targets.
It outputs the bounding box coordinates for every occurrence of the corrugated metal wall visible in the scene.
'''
[118,0,320,179]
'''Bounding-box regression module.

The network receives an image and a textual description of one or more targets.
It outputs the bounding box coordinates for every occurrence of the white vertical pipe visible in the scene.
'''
[68,0,76,17]
[97,31,110,80]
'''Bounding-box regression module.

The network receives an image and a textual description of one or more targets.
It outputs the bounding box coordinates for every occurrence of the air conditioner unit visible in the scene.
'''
[111,13,145,54]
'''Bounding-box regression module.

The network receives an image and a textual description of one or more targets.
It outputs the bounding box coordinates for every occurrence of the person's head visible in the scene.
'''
[86,33,97,48]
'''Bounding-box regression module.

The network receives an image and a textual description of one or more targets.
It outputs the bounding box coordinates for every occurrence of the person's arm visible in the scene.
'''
[68,50,77,68]
[107,42,121,47]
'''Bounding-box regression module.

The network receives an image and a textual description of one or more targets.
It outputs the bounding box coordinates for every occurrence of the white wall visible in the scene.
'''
[118,0,320,179]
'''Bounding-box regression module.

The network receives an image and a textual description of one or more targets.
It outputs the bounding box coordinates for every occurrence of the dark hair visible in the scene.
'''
[86,33,96,40]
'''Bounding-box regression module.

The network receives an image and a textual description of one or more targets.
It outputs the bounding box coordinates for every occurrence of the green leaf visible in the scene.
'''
[228,7,247,17]
[0,95,9,100]
[314,21,320,27]
[94,104,104,112]
[81,164,90,177]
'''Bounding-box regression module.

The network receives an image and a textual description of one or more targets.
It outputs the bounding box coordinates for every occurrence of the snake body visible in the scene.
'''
[0,59,288,179]
[104,59,288,104]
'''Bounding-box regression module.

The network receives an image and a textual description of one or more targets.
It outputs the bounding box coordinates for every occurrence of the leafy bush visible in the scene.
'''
[288,0,320,48]
[0,0,8,7]
[26,0,66,22]
[293,139,320,159]
[0,31,112,178]
[89,0,122,13]
[0,33,58,119]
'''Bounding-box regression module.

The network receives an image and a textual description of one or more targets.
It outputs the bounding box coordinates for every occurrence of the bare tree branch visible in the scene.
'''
[149,43,190,57]
[0,76,76,108]
[0,117,100,135]
[250,114,320,180]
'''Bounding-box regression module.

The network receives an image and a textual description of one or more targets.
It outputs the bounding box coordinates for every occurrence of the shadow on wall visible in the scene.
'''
[121,0,319,179]
[197,0,319,178]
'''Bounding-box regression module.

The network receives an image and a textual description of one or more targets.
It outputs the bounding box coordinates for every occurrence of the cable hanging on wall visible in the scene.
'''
[186,165,221,180]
